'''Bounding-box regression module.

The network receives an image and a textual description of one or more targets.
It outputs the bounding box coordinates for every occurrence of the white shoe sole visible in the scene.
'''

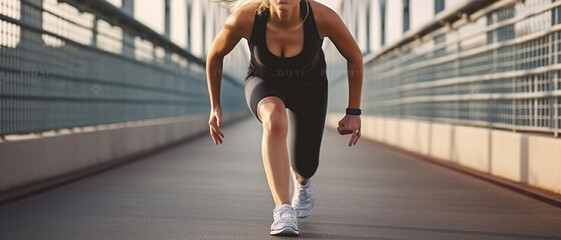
[270,226,299,236]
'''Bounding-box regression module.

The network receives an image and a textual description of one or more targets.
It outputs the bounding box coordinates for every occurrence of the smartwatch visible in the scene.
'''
[346,108,361,116]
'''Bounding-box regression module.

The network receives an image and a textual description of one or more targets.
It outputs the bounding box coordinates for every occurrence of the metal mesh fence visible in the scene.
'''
[328,0,560,137]
[0,0,247,136]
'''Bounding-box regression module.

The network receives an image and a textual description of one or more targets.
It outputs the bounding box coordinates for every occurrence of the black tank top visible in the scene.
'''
[246,0,327,81]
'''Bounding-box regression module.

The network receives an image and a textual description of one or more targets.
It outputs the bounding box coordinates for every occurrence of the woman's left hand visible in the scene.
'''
[337,115,361,147]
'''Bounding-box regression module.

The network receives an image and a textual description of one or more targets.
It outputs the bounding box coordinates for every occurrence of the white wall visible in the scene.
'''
[0,113,247,192]
[369,0,382,53]
[326,114,561,195]
[356,0,369,52]
[445,0,471,11]
[409,0,434,34]
[385,0,404,46]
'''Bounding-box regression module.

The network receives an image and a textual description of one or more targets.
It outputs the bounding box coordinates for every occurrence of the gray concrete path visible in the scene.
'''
[1,117,561,240]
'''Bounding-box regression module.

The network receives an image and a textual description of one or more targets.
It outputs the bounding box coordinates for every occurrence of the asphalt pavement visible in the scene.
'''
[1,117,560,240]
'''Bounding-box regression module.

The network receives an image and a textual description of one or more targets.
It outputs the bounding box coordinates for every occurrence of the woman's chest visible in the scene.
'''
[264,23,305,58]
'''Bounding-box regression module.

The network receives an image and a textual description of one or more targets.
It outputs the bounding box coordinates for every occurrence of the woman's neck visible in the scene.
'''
[268,2,302,29]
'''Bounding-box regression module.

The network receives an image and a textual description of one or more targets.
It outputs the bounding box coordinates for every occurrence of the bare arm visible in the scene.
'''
[206,6,253,145]
[315,3,364,146]
[321,7,363,110]
[206,13,248,111]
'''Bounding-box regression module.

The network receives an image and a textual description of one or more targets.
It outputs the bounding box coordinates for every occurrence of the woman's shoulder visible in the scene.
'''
[225,2,259,39]
[309,0,339,21]
[228,3,259,26]
[308,0,341,38]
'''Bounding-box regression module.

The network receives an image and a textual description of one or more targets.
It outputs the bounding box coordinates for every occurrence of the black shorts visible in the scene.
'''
[244,75,328,178]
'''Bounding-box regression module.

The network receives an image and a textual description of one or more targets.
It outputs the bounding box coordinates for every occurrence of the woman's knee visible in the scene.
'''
[257,97,288,134]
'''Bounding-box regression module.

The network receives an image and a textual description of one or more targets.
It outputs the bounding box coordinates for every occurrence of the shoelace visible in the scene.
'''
[275,207,295,219]
[273,206,297,228]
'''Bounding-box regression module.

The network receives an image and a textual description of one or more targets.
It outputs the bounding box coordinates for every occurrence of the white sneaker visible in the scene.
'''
[270,204,299,236]
[292,179,315,218]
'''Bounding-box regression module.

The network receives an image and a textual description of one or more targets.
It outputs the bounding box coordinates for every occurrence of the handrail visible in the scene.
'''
[362,0,501,65]
[0,0,248,136]
[326,0,560,137]
[55,0,243,87]
[365,64,561,99]
[365,0,560,81]
[57,0,205,66]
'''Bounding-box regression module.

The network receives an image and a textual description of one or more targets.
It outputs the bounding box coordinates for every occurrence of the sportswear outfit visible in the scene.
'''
[243,0,324,236]
[244,0,327,179]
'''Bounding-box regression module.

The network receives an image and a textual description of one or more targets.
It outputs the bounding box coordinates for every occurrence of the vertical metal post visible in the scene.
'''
[202,8,207,57]
[19,0,43,63]
[92,16,98,48]
[533,75,537,128]
[19,0,44,135]
[549,33,554,134]
[164,0,171,63]
[552,1,559,137]
[455,35,460,121]
[206,2,214,58]
[512,10,518,131]
[550,17,559,136]
[512,78,517,131]
[365,0,371,54]
[164,0,171,39]
[380,0,386,46]
[354,1,359,46]
[122,0,135,58]
[186,0,192,51]
[122,0,134,16]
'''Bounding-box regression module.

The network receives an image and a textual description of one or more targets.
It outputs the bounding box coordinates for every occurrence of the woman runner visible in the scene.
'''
[206,0,363,236]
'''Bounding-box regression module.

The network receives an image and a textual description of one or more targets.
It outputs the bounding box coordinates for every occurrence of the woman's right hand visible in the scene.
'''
[208,107,224,145]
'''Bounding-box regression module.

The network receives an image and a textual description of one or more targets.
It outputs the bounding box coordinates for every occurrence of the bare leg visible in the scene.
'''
[293,172,308,186]
[257,97,291,206]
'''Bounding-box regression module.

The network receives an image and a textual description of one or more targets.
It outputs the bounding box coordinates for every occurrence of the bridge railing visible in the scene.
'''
[0,0,247,137]
[327,0,561,137]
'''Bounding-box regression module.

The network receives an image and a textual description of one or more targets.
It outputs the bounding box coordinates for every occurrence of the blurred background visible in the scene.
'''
[1,1,561,239]
[1,0,560,212]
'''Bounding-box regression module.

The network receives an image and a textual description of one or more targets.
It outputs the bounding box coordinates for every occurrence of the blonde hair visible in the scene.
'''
[217,0,270,14]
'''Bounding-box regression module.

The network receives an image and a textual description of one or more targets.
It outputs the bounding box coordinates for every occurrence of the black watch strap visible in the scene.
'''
[346,108,361,115]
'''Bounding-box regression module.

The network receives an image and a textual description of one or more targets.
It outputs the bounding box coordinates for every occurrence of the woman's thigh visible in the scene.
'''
[244,76,288,122]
